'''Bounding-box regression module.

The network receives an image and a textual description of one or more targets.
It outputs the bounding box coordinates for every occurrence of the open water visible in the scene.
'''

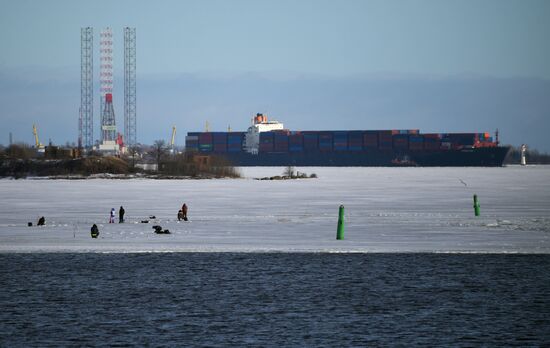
[1,253,549,347]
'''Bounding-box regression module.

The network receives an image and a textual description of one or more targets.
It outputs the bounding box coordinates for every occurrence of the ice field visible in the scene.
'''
[0,166,549,253]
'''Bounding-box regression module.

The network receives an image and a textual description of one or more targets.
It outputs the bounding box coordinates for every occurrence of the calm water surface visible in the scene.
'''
[1,253,549,347]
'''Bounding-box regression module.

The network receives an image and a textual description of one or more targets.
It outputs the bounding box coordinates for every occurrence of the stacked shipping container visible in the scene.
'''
[319,132,333,152]
[363,131,378,149]
[303,132,318,151]
[423,134,441,150]
[185,134,199,151]
[259,132,274,152]
[378,131,393,150]
[198,133,212,152]
[333,131,348,151]
[274,131,289,152]
[392,134,409,150]
[348,131,363,151]
[408,134,424,151]
[227,132,244,152]
[289,132,303,152]
[213,132,227,152]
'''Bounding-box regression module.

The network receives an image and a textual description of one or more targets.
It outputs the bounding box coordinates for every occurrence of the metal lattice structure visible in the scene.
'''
[80,27,93,148]
[100,28,115,142]
[101,93,117,142]
[124,27,137,147]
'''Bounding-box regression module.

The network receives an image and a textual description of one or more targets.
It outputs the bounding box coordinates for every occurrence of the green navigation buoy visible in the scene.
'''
[473,194,480,216]
[337,205,345,240]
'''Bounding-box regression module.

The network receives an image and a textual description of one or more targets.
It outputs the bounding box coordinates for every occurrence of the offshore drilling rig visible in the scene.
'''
[79,27,136,154]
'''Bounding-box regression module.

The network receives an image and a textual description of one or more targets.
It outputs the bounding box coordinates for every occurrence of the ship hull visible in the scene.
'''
[215,147,510,167]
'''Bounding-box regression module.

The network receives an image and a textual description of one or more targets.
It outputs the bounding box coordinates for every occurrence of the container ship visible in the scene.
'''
[185,114,510,167]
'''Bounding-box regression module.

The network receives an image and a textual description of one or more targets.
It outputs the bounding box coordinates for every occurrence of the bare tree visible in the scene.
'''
[283,166,295,178]
[152,140,167,171]
[128,145,140,169]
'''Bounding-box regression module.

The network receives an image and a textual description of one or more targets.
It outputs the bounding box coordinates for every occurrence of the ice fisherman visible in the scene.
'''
[37,216,45,226]
[109,208,115,223]
[91,224,99,238]
[119,206,125,223]
[177,210,184,221]
[181,203,188,221]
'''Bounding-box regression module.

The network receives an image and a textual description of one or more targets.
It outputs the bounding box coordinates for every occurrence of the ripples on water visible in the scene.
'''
[1,253,549,346]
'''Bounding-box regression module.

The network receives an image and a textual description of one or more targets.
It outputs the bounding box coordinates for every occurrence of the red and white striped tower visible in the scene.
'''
[100,27,116,142]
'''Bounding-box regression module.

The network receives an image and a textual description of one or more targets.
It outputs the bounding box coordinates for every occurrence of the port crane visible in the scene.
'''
[170,126,176,154]
[32,124,45,153]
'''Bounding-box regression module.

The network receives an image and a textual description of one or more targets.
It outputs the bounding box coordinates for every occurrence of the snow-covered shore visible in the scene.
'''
[1,166,549,253]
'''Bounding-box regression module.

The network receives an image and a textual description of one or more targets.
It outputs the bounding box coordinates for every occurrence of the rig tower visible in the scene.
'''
[80,27,93,149]
[124,27,137,147]
[100,27,116,143]
[101,93,117,142]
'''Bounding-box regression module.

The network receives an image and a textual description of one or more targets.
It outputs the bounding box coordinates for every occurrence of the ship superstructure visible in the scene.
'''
[244,114,284,154]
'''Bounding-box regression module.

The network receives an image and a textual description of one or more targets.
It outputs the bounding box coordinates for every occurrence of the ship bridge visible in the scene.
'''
[244,113,284,154]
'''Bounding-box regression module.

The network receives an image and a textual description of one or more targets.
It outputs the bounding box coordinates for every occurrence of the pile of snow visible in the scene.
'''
[1,166,549,253]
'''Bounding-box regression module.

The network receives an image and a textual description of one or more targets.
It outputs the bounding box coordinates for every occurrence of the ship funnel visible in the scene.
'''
[254,113,268,124]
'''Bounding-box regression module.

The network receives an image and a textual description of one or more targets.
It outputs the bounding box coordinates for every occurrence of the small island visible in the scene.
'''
[255,166,317,180]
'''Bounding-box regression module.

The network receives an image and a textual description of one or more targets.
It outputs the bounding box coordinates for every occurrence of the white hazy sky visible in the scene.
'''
[1,0,549,78]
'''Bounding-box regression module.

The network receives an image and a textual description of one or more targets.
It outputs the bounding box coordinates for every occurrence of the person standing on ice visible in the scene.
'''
[109,208,115,223]
[181,203,188,221]
[119,206,125,223]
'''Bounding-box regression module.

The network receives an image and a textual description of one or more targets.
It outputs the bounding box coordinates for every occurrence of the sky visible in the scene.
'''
[0,0,549,150]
